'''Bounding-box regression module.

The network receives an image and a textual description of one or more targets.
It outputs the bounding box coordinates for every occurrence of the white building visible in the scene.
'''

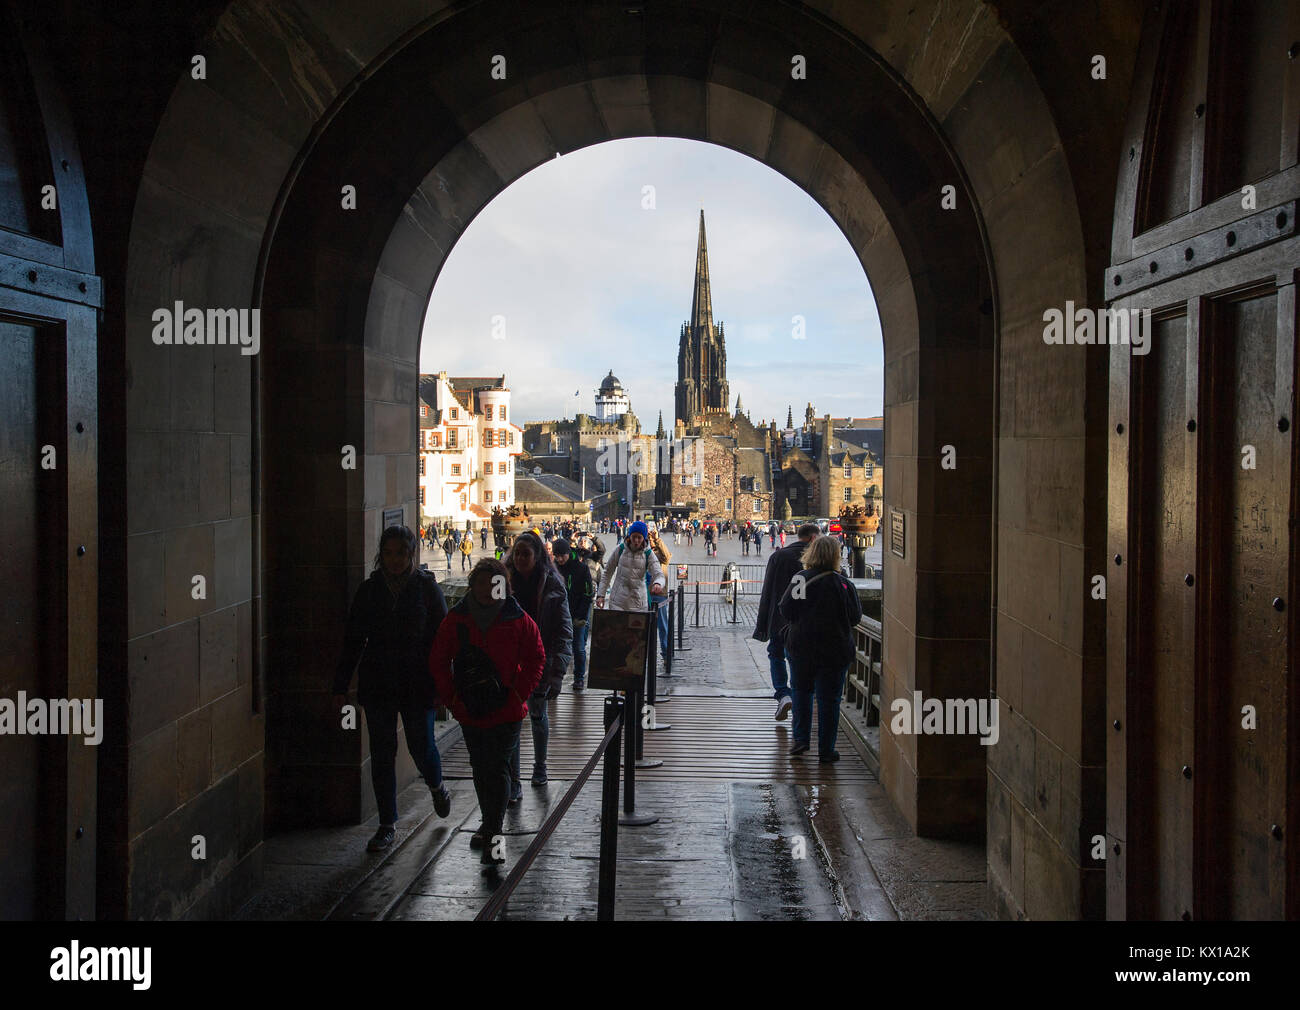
[418,372,524,529]
[594,369,632,422]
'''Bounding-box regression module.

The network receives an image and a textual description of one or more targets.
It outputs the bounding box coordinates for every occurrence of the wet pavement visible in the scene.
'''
[236,529,984,921]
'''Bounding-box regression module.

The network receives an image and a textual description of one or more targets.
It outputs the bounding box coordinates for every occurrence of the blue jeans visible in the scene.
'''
[572,620,590,684]
[767,635,792,701]
[650,593,670,655]
[789,661,849,758]
[510,688,550,784]
[364,703,442,826]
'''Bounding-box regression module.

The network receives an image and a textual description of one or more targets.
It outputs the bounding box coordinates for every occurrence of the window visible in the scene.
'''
[503,460,510,474]
[844,463,852,478]
[725,497,732,511]
[697,497,706,511]
[418,457,426,476]
[451,464,461,476]
[431,432,441,448]
[843,487,852,502]
[420,404,428,418]
[450,407,459,420]
[508,430,515,446]
[752,499,761,513]
[484,462,493,475]
[419,487,425,505]
[448,429,457,448]
[693,473,702,487]
[484,490,492,502]
[681,474,688,486]
[484,429,494,448]
[460,493,467,509]
[498,428,506,446]
[485,404,493,421]
[500,406,507,422]
[500,490,509,503]
[713,474,721,486]
[865,462,873,479]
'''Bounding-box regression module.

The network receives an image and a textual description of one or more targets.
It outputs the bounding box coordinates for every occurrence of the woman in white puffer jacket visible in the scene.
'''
[596,521,665,612]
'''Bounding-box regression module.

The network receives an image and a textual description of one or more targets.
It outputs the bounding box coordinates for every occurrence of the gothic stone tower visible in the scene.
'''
[674,210,729,424]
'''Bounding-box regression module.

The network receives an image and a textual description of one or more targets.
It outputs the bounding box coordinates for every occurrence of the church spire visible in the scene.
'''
[655,410,665,438]
[689,209,713,337]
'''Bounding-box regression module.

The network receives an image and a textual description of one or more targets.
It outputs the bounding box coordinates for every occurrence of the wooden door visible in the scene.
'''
[1107,0,1299,920]
[0,8,100,919]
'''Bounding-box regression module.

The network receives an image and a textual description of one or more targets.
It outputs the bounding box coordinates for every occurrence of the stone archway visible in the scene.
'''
[120,0,1114,919]
[256,21,996,846]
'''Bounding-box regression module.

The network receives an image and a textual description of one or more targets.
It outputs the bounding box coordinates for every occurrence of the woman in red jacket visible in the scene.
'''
[430,558,545,871]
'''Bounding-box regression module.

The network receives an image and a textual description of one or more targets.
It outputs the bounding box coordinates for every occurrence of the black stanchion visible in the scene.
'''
[638,608,669,749]
[729,578,739,623]
[664,595,674,676]
[675,585,690,651]
[598,696,622,920]
[620,682,658,826]
[694,581,700,627]
[644,601,671,728]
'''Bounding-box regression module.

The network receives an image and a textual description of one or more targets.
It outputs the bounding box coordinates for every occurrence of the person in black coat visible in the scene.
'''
[778,535,863,763]
[550,538,594,690]
[333,525,451,852]
[504,531,573,792]
[752,523,819,721]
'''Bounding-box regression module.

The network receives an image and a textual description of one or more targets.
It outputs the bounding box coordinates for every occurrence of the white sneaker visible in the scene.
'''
[775,698,792,721]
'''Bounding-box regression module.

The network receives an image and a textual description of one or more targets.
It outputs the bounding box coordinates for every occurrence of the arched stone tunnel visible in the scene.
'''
[1,0,1295,921]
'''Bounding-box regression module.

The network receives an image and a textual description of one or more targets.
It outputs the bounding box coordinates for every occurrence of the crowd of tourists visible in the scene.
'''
[334,510,860,877]
[332,517,680,877]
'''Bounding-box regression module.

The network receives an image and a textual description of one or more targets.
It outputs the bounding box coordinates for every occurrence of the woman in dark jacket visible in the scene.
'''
[430,558,546,870]
[333,525,451,852]
[778,535,862,763]
[504,531,573,792]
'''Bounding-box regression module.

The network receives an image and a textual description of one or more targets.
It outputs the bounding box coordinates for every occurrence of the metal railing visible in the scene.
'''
[675,562,768,594]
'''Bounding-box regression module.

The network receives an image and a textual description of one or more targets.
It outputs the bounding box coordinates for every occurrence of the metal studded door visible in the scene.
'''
[1107,0,1299,920]
[0,9,100,919]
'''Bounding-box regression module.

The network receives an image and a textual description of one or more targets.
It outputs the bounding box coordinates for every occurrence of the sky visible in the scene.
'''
[420,137,883,432]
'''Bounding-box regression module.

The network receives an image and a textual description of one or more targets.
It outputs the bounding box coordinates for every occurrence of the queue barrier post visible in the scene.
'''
[476,691,628,920]
[644,599,671,727]
[597,696,623,920]
[620,680,659,826]
[664,593,674,676]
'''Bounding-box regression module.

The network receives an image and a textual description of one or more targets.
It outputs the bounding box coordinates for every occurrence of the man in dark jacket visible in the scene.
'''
[551,538,594,690]
[333,527,451,851]
[752,522,819,721]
